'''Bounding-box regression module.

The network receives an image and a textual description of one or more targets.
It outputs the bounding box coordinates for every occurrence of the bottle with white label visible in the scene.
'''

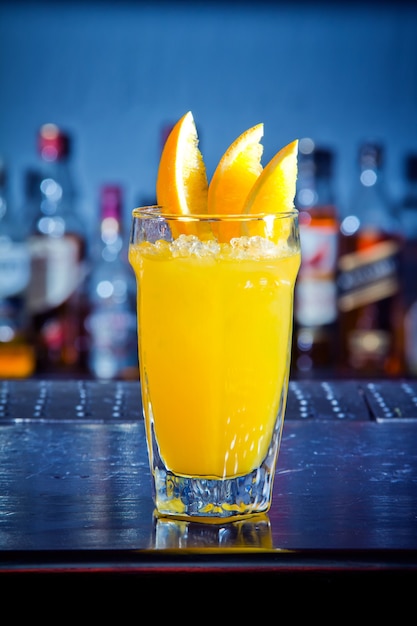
[0,158,34,378]
[26,124,88,374]
[337,142,405,377]
[293,144,340,378]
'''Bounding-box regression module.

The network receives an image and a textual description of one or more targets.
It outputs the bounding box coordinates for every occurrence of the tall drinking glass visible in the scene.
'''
[129,208,300,521]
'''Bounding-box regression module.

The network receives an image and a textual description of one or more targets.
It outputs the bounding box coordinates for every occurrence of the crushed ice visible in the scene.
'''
[172,234,290,259]
[171,235,220,257]
[230,236,279,258]
[140,234,292,259]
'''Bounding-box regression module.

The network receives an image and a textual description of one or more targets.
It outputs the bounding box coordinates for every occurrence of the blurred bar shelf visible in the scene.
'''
[0,378,416,587]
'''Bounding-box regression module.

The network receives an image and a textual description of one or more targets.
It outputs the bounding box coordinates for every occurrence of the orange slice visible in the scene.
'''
[155,111,298,242]
[243,139,298,239]
[207,123,263,241]
[156,111,208,236]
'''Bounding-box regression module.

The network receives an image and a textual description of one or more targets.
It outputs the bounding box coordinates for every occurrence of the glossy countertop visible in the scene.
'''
[0,378,416,587]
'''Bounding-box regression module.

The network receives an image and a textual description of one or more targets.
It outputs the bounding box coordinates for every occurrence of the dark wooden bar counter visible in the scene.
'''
[1,378,417,590]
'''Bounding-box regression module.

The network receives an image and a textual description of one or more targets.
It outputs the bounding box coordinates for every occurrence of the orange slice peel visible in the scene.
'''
[156,111,208,236]
[155,111,298,242]
[243,139,298,238]
[207,123,264,241]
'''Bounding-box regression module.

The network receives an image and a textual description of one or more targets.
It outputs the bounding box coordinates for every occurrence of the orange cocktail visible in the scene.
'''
[129,112,300,520]
[129,224,299,479]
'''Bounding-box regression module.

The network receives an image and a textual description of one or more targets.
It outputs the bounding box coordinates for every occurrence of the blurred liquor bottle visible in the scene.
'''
[85,185,138,380]
[337,142,404,377]
[0,159,35,378]
[293,143,340,378]
[398,154,417,376]
[26,124,88,375]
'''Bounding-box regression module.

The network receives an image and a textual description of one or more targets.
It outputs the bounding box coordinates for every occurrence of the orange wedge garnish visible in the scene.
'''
[243,139,298,238]
[207,123,264,241]
[156,111,208,236]
[155,111,298,242]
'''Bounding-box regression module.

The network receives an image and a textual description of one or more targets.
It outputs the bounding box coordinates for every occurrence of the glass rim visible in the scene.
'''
[132,205,299,222]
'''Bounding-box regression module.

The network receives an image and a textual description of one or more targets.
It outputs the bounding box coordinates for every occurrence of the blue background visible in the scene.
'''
[1,0,417,239]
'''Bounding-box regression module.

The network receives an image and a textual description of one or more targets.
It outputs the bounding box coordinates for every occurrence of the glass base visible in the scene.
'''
[149,385,288,521]
[153,465,275,521]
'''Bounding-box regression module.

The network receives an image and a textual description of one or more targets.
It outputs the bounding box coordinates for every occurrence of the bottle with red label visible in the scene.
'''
[26,124,88,374]
[292,143,340,378]
[337,142,404,377]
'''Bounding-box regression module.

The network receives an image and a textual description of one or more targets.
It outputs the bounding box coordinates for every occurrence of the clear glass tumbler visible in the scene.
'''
[129,207,300,521]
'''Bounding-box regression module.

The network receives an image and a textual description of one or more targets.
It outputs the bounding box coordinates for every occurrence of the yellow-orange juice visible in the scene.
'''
[129,231,300,480]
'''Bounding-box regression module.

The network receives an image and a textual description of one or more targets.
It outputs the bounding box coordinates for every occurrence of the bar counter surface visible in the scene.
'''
[0,378,417,588]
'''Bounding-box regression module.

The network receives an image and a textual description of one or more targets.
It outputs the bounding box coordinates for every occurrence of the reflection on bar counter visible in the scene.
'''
[153,514,273,550]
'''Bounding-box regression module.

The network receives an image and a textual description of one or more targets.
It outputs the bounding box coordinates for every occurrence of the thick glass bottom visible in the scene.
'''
[153,462,277,522]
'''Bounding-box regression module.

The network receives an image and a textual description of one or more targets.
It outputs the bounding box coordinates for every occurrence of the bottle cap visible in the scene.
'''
[38,123,70,161]
[100,185,123,220]
[359,142,384,169]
